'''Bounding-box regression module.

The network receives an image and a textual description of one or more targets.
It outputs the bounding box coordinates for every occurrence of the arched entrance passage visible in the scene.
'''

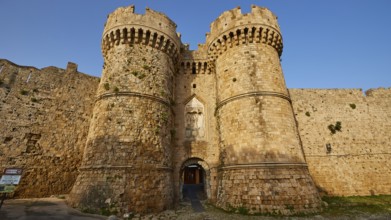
[180,158,210,201]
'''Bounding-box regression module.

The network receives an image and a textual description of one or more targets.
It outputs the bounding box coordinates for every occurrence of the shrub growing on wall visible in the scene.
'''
[328,121,342,134]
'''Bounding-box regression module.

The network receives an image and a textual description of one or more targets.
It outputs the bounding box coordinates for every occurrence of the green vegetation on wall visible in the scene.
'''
[328,121,342,134]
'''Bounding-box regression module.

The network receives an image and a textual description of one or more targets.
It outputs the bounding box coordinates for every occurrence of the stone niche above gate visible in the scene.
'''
[184,96,205,141]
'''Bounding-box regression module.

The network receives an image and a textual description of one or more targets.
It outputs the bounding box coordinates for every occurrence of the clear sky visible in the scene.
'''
[1,0,390,91]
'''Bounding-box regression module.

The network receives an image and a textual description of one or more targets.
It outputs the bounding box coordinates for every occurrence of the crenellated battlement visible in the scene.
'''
[103,5,178,38]
[209,5,280,33]
[179,59,210,75]
[179,44,211,74]
[205,5,283,60]
[102,5,181,59]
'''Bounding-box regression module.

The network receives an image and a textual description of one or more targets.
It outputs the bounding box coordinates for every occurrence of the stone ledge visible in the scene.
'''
[220,162,308,170]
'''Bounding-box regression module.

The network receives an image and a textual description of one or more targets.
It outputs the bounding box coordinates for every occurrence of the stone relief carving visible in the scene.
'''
[185,97,205,140]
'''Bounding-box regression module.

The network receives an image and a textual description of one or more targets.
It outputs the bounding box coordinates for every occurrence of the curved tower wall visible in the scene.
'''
[208,6,321,214]
[68,6,180,213]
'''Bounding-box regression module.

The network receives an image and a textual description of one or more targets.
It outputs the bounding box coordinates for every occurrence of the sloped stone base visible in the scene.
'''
[67,167,173,214]
[216,163,322,215]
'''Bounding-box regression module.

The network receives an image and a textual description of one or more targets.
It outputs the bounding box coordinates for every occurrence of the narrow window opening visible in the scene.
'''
[191,63,197,74]
[193,84,196,88]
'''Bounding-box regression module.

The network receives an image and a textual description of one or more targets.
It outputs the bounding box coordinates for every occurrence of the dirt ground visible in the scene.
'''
[1,197,390,220]
[145,200,391,220]
[0,197,106,220]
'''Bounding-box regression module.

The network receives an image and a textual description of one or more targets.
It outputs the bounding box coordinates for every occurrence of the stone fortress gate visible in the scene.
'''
[1,2,389,217]
[68,4,323,215]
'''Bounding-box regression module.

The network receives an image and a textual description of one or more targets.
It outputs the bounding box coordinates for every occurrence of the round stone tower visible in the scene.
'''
[68,6,180,214]
[207,6,321,214]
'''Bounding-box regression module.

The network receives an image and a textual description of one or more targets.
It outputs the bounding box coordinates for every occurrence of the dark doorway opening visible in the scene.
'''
[183,164,203,184]
[182,164,206,201]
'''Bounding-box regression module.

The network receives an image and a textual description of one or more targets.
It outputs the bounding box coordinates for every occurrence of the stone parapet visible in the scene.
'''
[179,44,211,75]
[206,5,283,60]
[102,6,181,59]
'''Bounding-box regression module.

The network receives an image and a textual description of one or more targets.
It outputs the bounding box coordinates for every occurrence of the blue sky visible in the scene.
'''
[1,0,390,91]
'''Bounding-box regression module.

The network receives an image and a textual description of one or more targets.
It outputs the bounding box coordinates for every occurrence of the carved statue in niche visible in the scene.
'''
[185,97,205,140]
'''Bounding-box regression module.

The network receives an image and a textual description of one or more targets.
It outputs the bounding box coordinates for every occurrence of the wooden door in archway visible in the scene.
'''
[183,165,203,184]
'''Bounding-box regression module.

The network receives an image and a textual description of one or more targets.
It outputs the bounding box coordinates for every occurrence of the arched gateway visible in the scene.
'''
[179,158,211,200]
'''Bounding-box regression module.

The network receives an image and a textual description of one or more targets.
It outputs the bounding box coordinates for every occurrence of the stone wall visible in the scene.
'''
[0,59,99,197]
[173,47,220,203]
[68,44,176,213]
[217,166,321,215]
[290,88,391,196]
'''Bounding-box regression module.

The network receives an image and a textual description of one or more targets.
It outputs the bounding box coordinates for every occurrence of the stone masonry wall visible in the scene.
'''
[217,166,321,215]
[215,44,304,165]
[213,43,321,214]
[68,44,176,213]
[0,59,99,197]
[173,48,220,203]
[290,88,391,196]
